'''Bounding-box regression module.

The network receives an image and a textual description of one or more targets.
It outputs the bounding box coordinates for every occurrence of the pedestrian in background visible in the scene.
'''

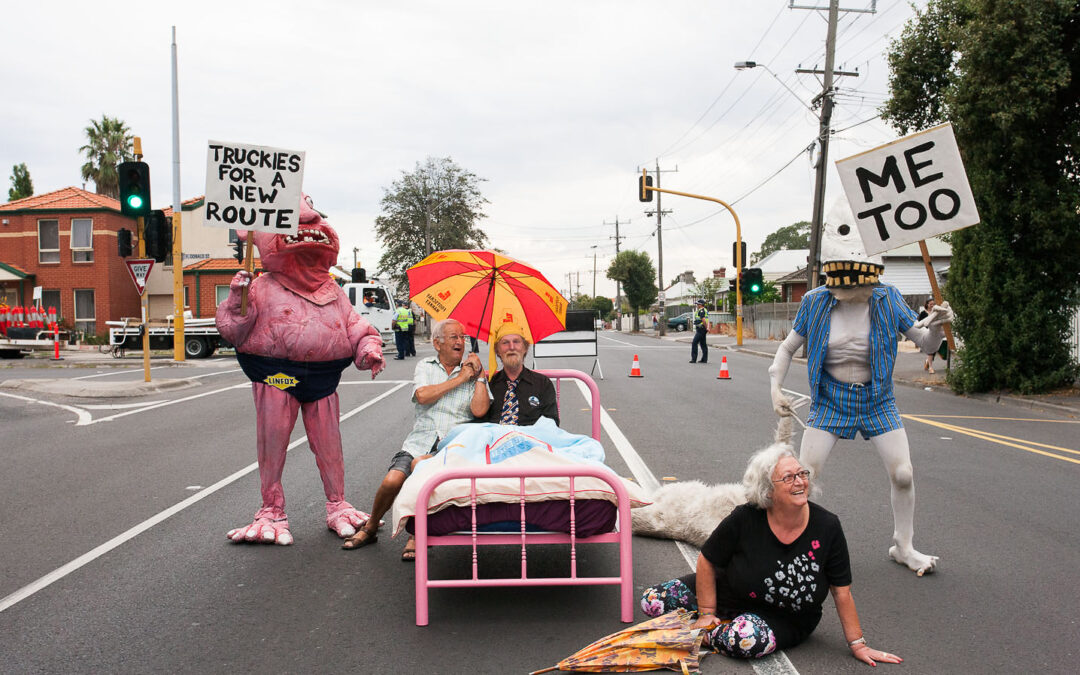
[917,299,945,374]
[690,299,709,364]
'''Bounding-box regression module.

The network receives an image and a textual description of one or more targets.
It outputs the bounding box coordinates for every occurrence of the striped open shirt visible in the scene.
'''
[793,285,917,404]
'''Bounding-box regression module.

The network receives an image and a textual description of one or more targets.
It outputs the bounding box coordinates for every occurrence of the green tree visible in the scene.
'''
[79,115,133,200]
[691,277,726,309]
[607,250,657,331]
[374,157,489,292]
[572,295,614,321]
[752,221,810,265]
[8,163,33,201]
[882,0,1080,394]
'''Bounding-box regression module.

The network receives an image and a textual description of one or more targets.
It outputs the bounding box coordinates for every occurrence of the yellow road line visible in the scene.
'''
[904,414,1080,465]
[909,415,1080,423]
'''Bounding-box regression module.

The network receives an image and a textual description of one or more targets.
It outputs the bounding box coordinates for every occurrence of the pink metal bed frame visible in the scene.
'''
[413,369,634,626]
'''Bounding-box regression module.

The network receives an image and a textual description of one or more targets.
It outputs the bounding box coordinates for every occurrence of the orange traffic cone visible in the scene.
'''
[628,354,643,378]
[716,355,731,379]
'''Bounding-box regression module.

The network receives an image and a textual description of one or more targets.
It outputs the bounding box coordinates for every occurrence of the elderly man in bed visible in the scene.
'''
[342,318,491,559]
[477,322,560,427]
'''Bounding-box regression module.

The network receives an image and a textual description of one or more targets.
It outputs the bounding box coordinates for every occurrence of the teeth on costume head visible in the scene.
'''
[844,262,852,270]
[868,275,877,283]
[858,274,865,284]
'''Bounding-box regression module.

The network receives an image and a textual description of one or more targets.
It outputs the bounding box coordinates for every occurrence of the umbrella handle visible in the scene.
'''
[528,668,558,675]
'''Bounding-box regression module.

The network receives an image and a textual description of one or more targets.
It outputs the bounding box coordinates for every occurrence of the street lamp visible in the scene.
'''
[734,61,814,112]
[590,245,598,298]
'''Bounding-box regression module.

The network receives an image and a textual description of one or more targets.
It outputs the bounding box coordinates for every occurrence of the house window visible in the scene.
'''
[41,290,62,320]
[216,285,231,306]
[71,218,94,262]
[38,219,60,263]
[74,289,96,336]
[228,229,239,243]
[184,286,190,309]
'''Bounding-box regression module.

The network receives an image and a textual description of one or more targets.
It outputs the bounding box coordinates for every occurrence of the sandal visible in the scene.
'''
[401,538,417,562]
[341,529,377,550]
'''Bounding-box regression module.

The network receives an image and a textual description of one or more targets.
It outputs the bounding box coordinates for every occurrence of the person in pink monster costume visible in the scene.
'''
[216,194,386,545]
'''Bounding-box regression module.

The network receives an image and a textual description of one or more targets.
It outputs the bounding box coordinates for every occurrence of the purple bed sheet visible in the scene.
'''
[405,499,618,537]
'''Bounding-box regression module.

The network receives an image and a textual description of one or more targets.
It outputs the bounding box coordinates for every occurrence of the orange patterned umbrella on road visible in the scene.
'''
[407,250,567,370]
[529,610,708,674]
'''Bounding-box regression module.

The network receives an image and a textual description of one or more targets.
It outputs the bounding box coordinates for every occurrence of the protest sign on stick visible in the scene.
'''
[204,141,306,315]
[836,123,980,353]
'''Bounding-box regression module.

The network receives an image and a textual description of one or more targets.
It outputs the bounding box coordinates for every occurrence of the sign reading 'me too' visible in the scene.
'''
[835,122,979,256]
[204,141,305,233]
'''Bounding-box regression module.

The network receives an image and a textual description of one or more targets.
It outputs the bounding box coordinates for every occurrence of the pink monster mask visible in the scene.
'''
[252,193,340,296]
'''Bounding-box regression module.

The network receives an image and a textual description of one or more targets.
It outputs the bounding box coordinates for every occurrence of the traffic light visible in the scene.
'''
[117,228,133,257]
[742,267,764,297]
[732,241,747,269]
[233,238,245,263]
[638,174,654,202]
[351,267,367,283]
[117,161,151,217]
[144,210,172,262]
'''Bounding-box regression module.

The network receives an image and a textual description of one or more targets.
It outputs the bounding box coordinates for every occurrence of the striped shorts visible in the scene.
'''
[807,370,903,440]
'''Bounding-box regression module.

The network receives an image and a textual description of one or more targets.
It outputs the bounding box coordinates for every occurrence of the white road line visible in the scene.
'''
[0,391,91,425]
[0,381,410,615]
[74,367,173,380]
[81,401,167,410]
[82,383,251,426]
[572,379,801,675]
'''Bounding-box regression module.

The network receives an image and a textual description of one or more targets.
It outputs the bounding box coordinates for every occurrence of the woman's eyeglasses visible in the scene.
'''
[772,469,811,484]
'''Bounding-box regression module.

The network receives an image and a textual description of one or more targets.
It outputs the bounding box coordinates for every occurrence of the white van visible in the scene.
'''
[342,281,398,337]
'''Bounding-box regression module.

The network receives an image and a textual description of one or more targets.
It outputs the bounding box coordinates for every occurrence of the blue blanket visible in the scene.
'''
[425,417,605,467]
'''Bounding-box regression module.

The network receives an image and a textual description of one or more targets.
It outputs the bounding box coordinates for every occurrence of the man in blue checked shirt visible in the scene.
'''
[769,200,952,577]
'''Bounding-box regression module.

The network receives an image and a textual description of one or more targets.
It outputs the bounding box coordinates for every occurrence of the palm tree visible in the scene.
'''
[79,116,133,200]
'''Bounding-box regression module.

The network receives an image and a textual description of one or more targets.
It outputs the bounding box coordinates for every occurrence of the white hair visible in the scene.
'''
[432,319,461,342]
[742,417,818,508]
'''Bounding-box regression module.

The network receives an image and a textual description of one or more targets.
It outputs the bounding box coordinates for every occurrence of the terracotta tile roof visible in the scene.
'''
[162,195,205,218]
[0,261,31,277]
[0,186,120,212]
[184,258,263,272]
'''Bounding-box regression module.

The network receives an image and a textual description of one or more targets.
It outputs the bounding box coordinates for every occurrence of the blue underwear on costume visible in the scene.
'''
[807,370,903,439]
[236,352,352,403]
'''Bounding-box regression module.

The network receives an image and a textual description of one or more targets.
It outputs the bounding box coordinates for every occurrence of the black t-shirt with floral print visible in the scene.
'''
[699,502,852,648]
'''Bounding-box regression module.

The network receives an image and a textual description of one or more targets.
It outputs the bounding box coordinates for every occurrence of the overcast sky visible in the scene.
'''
[2,0,926,300]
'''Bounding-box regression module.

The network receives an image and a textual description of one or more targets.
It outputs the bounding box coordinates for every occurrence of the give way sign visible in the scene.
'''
[125,258,155,296]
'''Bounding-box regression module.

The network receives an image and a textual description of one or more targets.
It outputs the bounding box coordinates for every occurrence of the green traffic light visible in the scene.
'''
[127,194,143,209]
[750,284,761,293]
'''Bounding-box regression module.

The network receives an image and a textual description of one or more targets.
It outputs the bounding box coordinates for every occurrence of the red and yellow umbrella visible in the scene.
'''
[530,609,708,674]
[407,250,567,370]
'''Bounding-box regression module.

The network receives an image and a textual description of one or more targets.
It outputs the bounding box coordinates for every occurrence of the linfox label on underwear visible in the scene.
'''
[263,372,299,390]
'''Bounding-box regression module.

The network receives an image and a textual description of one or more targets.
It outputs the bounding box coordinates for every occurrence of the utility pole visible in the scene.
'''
[792,0,873,295]
[352,246,359,269]
[575,271,581,298]
[644,161,676,335]
[604,216,627,328]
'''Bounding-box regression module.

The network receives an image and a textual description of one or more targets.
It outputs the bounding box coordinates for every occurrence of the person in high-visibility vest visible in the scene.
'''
[393,305,411,360]
[404,304,416,357]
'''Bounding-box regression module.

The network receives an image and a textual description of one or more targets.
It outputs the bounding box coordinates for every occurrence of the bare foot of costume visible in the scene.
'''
[216,194,386,545]
[769,200,951,575]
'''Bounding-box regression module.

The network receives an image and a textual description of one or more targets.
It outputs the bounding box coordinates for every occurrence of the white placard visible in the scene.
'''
[204,141,305,233]
[33,286,42,301]
[836,123,979,255]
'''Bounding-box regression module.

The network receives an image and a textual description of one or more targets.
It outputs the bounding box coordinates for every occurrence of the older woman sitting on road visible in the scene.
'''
[640,445,902,666]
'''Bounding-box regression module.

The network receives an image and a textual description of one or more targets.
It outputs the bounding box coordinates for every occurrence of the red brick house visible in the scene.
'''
[183,258,264,319]
[0,187,143,336]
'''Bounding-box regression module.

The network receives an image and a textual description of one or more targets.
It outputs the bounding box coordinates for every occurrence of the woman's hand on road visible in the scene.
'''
[851,643,903,666]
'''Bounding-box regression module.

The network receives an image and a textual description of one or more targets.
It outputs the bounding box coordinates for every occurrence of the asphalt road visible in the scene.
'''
[1,333,1078,674]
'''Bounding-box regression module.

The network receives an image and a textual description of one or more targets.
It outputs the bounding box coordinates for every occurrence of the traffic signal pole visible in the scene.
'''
[640,169,745,345]
[134,137,152,382]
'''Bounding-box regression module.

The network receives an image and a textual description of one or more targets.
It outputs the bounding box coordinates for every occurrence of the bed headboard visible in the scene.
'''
[534,369,601,442]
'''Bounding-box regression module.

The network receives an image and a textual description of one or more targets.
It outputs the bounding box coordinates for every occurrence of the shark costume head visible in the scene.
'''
[820,198,884,302]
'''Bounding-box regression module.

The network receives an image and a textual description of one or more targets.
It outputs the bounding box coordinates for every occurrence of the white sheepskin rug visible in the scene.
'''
[631,416,796,547]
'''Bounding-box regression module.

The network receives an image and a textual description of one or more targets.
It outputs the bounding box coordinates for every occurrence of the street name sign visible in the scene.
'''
[835,122,980,255]
[203,140,306,234]
[125,258,155,296]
